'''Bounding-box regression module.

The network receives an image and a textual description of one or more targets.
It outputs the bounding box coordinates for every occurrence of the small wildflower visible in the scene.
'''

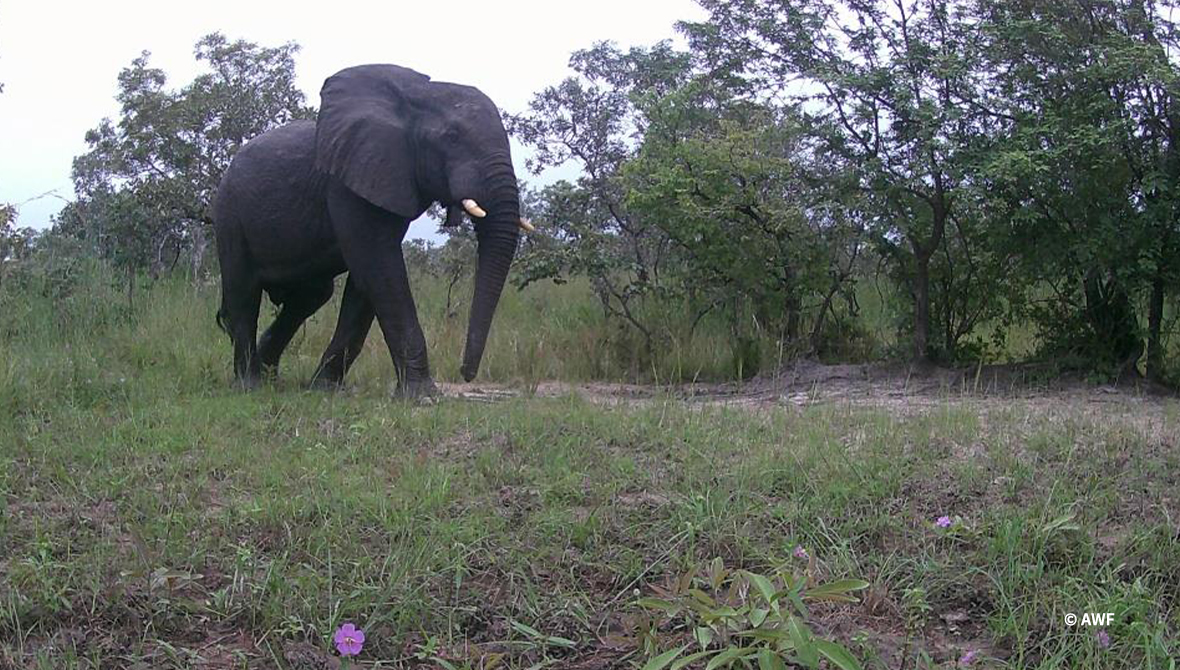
[334,622,365,657]
[936,515,953,529]
[958,649,978,666]
[793,545,809,561]
[1096,629,1111,649]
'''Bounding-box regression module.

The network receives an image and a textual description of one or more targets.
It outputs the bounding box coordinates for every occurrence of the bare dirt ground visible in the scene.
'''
[443,359,1178,426]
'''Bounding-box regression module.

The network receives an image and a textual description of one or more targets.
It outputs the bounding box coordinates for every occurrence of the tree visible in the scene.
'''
[977,0,1180,377]
[1,204,36,290]
[403,228,478,319]
[509,43,691,355]
[686,0,1002,363]
[64,33,314,279]
[623,88,867,351]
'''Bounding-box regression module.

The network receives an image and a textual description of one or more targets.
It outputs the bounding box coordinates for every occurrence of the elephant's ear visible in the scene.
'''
[315,65,431,218]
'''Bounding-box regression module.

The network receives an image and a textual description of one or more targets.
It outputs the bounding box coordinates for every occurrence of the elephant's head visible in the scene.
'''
[315,64,530,382]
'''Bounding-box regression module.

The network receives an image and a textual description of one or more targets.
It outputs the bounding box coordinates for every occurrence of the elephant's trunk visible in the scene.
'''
[460,162,520,382]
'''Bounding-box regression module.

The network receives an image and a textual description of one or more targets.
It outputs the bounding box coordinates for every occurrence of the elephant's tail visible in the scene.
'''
[215,303,230,337]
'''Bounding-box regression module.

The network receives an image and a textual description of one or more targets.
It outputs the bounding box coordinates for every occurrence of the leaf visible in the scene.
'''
[806,579,871,603]
[545,635,577,648]
[744,571,779,610]
[735,627,791,645]
[637,597,682,614]
[510,620,544,639]
[706,646,754,669]
[671,650,717,670]
[750,607,770,628]
[695,626,715,649]
[1042,512,1080,534]
[814,640,864,670]
[787,616,817,667]
[688,588,717,607]
[758,647,788,670]
[786,586,810,619]
[641,646,687,670]
[709,556,728,590]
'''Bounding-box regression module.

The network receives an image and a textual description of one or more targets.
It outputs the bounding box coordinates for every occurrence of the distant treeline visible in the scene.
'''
[4,0,1180,384]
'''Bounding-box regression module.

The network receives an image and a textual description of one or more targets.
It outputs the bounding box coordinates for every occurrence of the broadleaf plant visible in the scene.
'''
[635,558,868,669]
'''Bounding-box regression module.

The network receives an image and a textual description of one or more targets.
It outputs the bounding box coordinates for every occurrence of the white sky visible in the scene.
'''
[0,0,703,239]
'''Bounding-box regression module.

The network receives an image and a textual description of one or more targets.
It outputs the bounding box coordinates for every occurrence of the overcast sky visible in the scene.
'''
[0,0,703,239]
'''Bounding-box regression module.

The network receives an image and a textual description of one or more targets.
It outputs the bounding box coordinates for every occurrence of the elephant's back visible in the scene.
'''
[215,121,328,228]
[221,121,319,193]
[214,121,339,279]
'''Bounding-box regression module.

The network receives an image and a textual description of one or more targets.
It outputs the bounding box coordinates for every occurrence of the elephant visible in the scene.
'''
[213,64,532,396]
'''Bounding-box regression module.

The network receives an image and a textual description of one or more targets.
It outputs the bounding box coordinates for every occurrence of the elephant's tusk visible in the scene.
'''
[518,217,536,233]
[462,199,486,218]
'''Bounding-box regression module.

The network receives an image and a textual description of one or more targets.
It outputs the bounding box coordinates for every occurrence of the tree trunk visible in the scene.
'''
[191,223,209,282]
[1083,270,1143,377]
[913,256,931,363]
[910,187,947,365]
[784,293,802,343]
[1147,270,1165,381]
[809,283,841,354]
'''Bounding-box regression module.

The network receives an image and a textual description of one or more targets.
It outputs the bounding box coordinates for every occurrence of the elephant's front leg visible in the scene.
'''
[327,184,438,398]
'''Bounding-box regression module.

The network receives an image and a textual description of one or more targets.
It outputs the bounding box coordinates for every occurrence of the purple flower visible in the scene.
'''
[334,622,365,657]
[958,649,978,666]
[793,545,809,561]
[1096,629,1111,649]
[936,516,953,529]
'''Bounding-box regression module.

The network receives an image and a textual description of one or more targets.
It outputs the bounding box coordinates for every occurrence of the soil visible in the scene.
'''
[442,359,1177,423]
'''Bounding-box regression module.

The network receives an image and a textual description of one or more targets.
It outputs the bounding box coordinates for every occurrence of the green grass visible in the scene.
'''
[0,267,1177,668]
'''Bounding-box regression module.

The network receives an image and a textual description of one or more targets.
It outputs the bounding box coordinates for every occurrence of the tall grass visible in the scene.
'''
[1,261,1176,669]
[2,263,804,398]
[1,259,1172,406]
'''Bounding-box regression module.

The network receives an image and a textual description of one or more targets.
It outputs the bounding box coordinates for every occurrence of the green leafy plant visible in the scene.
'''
[634,557,868,669]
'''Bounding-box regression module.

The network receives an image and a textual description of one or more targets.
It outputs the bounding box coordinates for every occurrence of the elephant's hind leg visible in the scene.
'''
[223,279,263,389]
[258,280,335,375]
[311,275,376,387]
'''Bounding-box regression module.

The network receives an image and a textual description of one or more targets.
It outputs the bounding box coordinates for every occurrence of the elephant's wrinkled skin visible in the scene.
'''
[213,64,522,396]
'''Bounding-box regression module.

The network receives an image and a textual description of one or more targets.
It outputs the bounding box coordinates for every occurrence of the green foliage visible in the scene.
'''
[14,0,1180,387]
[59,32,313,278]
[502,0,1180,376]
[975,0,1180,377]
[0,204,38,291]
[633,558,867,670]
[624,99,865,350]
[684,0,1004,362]
[510,43,692,358]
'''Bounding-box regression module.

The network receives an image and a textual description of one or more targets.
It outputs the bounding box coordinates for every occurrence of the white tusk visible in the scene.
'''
[518,217,536,233]
[462,199,486,218]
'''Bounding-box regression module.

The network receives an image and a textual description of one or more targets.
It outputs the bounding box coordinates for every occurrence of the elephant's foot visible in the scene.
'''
[308,375,346,391]
[233,374,262,391]
[308,361,348,390]
[393,378,439,401]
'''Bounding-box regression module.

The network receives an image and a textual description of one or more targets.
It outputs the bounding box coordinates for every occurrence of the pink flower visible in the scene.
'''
[334,622,365,657]
[1096,629,1111,649]
[958,649,978,666]
[936,516,953,529]
[793,545,809,561]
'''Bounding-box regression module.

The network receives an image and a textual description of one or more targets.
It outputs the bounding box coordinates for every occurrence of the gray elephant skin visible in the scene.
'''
[213,64,528,397]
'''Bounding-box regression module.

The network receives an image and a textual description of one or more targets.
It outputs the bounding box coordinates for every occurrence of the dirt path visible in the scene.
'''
[441,360,1178,432]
